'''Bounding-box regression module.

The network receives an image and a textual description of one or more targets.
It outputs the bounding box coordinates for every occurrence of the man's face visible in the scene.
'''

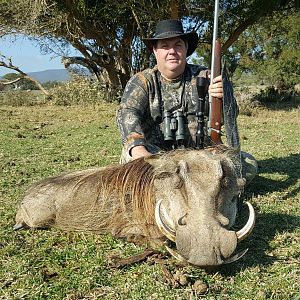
[153,37,188,80]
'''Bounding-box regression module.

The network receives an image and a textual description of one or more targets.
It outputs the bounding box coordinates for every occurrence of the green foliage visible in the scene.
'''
[0,77,114,106]
[253,86,292,103]
[233,10,300,88]
[2,72,21,80]
[3,80,39,92]
[49,76,109,105]
[0,90,48,106]
[42,80,64,89]
[234,83,299,117]
[19,78,40,90]
[1,73,41,91]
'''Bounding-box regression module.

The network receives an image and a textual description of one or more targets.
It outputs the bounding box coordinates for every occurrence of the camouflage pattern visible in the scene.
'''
[116,64,208,155]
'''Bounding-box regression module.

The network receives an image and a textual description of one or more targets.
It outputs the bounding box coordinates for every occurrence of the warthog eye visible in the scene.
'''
[174,176,184,189]
[155,172,183,189]
[155,171,173,180]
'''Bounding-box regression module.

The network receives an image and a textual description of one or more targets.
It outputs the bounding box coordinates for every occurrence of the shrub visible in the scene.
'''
[42,81,64,89]
[49,76,109,105]
[0,90,48,106]
[254,86,294,104]
[234,86,261,116]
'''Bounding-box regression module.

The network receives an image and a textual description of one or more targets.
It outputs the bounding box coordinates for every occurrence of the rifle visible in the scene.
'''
[207,0,222,145]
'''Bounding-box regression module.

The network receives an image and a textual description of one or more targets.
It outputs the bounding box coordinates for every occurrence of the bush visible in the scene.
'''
[49,76,109,105]
[234,84,298,115]
[0,90,48,106]
[42,81,64,89]
[254,86,293,104]
[234,86,261,116]
[254,86,280,103]
[0,76,114,106]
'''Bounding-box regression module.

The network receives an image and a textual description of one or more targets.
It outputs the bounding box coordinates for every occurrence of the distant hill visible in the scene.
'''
[1,68,91,83]
[28,69,70,83]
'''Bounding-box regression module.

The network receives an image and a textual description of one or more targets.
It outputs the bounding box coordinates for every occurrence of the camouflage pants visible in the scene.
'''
[119,145,258,186]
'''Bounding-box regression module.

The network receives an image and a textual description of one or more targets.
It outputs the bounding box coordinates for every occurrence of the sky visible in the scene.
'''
[0,35,65,77]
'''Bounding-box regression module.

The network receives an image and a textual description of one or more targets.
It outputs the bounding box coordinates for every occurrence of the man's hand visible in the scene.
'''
[209,75,223,99]
[131,145,152,160]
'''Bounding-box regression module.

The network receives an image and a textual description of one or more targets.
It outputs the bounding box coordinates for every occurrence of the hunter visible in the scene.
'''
[116,19,257,184]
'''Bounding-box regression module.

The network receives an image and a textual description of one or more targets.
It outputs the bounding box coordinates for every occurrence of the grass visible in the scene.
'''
[0,96,299,299]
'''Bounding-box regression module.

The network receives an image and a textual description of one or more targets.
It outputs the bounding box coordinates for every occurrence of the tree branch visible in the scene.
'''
[222,17,257,52]
[1,77,21,85]
[0,55,49,95]
[61,56,101,80]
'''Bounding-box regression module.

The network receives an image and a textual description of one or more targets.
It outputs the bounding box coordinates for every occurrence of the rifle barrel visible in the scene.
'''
[210,0,219,81]
[208,0,222,144]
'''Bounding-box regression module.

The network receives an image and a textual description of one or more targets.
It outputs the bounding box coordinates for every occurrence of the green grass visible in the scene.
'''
[0,98,299,299]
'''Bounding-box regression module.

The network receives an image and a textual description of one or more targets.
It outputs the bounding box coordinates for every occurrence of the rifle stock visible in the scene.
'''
[209,39,222,144]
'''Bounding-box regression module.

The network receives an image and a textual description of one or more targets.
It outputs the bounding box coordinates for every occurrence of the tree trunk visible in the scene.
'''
[170,0,179,19]
[103,57,122,101]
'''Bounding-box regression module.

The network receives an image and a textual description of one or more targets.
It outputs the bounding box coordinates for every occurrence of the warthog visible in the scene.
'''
[14,147,255,268]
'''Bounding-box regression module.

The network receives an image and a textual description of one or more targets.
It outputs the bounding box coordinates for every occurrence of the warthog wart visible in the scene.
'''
[14,146,255,268]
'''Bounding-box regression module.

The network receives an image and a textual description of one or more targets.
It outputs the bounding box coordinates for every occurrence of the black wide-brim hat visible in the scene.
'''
[142,19,198,57]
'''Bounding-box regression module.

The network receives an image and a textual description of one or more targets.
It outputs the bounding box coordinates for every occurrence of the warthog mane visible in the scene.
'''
[15,156,162,238]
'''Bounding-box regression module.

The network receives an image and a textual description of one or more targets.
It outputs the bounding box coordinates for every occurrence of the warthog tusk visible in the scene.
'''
[222,248,248,265]
[155,199,176,242]
[165,245,188,263]
[236,201,255,242]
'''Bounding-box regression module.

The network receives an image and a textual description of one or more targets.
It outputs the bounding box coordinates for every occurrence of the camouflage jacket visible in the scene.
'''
[116,64,209,155]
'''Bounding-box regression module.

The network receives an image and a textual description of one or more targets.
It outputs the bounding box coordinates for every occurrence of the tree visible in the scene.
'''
[231,9,300,88]
[0,0,297,94]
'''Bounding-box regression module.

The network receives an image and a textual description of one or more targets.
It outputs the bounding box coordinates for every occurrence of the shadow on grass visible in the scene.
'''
[257,95,299,111]
[220,211,299,275]
[246,152,300,199]
[220,153,300,275]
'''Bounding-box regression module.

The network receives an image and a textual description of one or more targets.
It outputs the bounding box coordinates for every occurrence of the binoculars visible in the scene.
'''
[163,110,185,142]
[162,76,209,146]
